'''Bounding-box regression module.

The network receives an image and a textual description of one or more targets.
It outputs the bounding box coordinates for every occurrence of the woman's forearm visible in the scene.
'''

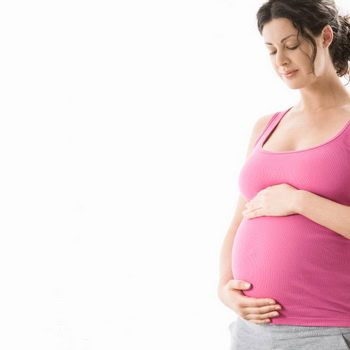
[296,190,350,239]
[218,231,236,288]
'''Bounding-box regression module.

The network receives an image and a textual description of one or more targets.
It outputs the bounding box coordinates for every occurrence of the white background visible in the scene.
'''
[0,0,349,349]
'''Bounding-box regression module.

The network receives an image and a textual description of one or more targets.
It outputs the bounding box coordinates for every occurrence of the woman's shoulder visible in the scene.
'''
[244,112,278,157]
[254,112,279,137]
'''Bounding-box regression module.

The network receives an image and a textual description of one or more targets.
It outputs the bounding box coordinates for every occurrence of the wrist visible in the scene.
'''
[294,189,307,215]
[218,277,230,289]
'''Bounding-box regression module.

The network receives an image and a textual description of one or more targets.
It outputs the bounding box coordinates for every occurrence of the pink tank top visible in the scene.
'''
[232,106,350,327]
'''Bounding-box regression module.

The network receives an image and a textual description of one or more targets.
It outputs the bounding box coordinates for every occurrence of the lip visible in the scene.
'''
[283,69,298,75]
[283,70,299,79]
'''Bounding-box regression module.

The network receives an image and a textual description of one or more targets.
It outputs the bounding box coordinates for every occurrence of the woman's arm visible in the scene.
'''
[218,194,246,289]
[218,113,275,290]
[295,190,350,239]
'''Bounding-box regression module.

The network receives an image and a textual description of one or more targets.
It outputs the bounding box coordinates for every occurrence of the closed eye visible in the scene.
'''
[269,45,299,56]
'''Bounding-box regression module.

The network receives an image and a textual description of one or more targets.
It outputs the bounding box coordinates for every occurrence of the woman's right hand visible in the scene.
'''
[217,279,282,324]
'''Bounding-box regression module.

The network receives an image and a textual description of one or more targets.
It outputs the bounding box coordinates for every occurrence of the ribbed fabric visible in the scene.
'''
[232,106,350,327]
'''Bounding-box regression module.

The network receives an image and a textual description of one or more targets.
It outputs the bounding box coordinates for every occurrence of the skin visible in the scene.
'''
[262,17,350,118]
[223,18,350,325]
[242,17,350,220]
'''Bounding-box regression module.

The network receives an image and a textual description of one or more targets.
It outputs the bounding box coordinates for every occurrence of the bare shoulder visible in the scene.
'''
[255,113,275,132]
[245,112,275,157]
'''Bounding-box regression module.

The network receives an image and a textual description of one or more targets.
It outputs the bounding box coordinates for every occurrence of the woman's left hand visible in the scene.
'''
[242,184,300,219]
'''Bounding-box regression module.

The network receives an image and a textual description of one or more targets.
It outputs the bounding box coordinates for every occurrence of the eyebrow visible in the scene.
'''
[264,34,296,45]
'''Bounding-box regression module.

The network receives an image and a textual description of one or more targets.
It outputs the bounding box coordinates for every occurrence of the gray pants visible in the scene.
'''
[229,316,350,349]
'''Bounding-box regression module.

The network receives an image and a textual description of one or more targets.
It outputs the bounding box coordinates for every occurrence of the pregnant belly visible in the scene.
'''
[232,215,350,322]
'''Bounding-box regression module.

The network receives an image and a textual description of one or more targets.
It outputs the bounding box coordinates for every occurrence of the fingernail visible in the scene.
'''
[244,283,251,288]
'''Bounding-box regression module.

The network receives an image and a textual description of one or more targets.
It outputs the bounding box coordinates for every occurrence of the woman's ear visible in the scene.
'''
[322,24,333,49]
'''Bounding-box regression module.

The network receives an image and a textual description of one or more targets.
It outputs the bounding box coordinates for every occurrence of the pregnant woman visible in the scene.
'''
[217,1,350,349]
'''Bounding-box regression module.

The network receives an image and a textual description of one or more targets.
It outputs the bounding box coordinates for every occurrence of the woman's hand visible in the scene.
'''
[217,280,282,324]
[242,184,300,219]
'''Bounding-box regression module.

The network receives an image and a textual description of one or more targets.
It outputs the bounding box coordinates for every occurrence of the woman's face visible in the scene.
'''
[262,18,329,89]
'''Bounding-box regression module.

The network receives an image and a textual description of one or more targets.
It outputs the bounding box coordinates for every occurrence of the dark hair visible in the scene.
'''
[256,0,350,85]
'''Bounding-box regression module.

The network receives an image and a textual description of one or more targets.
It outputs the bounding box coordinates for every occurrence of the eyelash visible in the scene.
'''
[269,45,299,56]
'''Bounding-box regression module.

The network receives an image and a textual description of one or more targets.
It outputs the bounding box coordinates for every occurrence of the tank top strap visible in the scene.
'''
[253,109,289,149]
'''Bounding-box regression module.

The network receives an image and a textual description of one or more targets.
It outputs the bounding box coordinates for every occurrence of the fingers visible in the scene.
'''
[248,318,271,324]
[246,304,281,315]
[243,299,281,322]
[244,304,281,323]
[231,280,276,305]
[230,279,282,324]
[229,279,252,291]
[240,296,277,308]
[231,280,277,309]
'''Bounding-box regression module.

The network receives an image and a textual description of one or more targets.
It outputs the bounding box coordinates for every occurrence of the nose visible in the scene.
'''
[275,50,290,69]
